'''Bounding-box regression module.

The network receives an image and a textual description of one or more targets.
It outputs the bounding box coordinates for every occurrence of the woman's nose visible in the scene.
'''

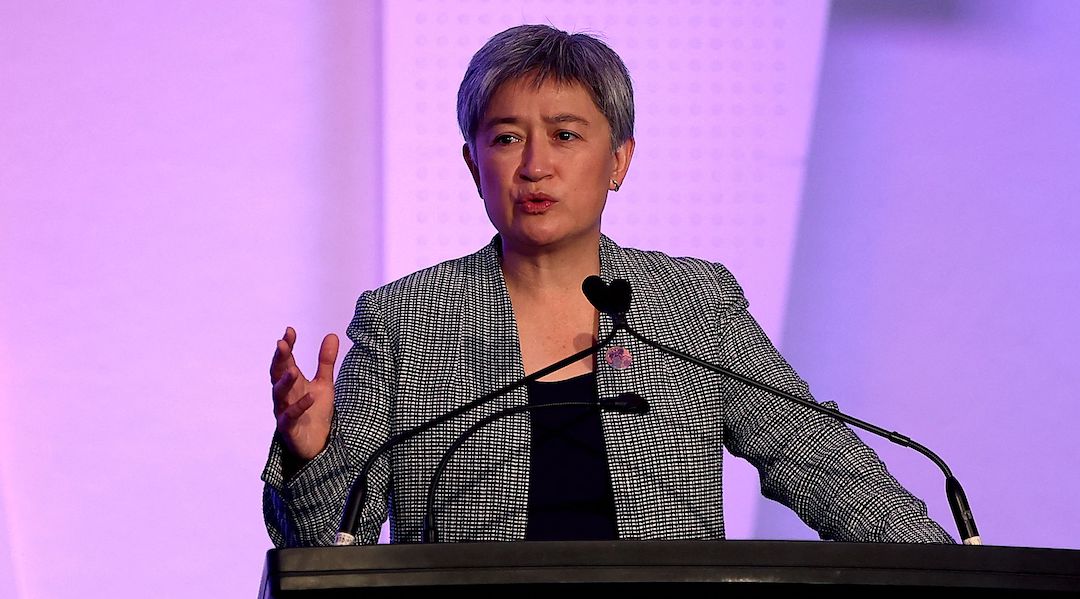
[518,139,554,182]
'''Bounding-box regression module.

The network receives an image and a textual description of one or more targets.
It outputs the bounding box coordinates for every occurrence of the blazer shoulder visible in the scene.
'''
[363,243,495,308]
[615,244,748,311]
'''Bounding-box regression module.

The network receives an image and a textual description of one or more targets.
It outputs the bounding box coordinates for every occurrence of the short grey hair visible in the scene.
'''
[457,24,635,156]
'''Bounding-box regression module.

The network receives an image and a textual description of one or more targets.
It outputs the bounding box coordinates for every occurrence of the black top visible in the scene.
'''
[525,371,619,541]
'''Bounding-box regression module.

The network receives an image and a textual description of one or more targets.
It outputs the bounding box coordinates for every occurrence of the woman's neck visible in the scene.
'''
[499,233,601,302]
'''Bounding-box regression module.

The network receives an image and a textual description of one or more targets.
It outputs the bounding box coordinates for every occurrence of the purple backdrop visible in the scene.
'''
[2,1,1078,597]
[762,0,1080,547]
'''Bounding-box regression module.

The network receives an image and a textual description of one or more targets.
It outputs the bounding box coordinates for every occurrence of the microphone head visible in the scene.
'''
[600,392,650,414]
[582,276,632,315]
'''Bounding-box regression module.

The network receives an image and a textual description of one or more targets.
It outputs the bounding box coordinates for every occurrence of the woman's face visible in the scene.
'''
[465,76,634,253]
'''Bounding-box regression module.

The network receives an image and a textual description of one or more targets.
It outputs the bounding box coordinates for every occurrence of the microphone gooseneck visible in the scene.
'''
[580,276,981,545]
[335,279,638,545]
[339,274,975,545]
[582,275,631,327]
[422,393,649,543]
[335,327,621,545]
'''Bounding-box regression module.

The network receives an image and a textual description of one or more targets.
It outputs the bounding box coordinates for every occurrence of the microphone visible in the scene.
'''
[582,276,631,326]
[581,276,982,545]
[335,308,630,545]
[600,391,650,414]
[422,393,649,543]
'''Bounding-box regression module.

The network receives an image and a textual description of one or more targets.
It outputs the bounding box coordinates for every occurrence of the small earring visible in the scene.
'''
[611,178,621,192]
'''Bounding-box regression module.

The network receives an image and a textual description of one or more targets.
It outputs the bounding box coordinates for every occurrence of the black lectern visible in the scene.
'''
[259,540,1080,597]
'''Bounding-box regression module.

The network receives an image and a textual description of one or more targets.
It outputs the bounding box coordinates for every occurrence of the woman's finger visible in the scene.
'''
[270,335,297,383]
[272,369,297,412]
[281,393,315,422]
[314,334,339,383]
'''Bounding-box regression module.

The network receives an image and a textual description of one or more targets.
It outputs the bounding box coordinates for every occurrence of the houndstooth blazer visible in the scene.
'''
[262,234,954,546]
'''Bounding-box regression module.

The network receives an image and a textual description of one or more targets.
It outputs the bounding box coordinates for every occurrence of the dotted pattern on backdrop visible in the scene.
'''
[383,0,826,339]
[381,0,829,539]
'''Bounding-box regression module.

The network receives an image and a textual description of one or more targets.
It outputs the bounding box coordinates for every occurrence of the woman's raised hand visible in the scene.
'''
[270,327,339,461]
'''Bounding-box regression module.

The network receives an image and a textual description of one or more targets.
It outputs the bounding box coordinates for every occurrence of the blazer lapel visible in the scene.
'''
[440,236,530,541]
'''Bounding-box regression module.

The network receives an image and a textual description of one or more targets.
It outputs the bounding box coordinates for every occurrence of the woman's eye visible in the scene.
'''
[494,134,517,145]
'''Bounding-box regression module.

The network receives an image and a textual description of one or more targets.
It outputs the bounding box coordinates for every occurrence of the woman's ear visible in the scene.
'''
[610,137,635,192]
[462,143,482,198]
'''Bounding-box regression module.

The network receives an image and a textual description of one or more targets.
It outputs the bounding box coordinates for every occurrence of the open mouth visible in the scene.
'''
[519,193,557,214]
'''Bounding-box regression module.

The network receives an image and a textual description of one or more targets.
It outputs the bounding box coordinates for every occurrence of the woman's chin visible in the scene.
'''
[502,224,596,253]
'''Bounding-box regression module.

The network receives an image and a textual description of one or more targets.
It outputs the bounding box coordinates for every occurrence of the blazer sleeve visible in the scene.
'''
[261,291,395,547]
[713,266,955,543]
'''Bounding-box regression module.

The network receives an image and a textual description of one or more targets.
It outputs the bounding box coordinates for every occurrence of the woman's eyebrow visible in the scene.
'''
[481,114,591,130]
[545,113,591,126]
[482,116,522,130]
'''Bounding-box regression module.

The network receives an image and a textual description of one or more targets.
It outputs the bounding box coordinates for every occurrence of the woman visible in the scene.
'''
[263,24,953,546]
